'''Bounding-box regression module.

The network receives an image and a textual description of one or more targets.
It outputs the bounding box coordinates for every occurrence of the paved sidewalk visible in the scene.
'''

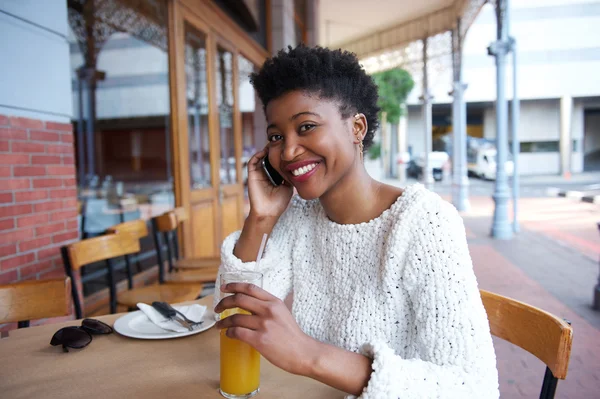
[460,198,600,398]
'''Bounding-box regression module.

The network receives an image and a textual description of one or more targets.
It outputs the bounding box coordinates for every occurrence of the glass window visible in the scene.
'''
[184,24,211,189]
[238,55,267,198]
[67,0,173,296]
[216,47,236,185]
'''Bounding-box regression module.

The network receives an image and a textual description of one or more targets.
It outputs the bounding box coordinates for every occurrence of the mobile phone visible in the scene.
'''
[261,156,285,186]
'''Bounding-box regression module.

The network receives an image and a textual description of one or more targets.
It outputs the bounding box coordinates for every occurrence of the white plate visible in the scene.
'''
[113,308,216,339]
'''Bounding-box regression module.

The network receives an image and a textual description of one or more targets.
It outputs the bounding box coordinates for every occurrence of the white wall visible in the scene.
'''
[0,0,72,122]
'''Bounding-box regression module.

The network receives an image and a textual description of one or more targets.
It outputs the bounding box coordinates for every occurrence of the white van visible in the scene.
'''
[468,148,514,180]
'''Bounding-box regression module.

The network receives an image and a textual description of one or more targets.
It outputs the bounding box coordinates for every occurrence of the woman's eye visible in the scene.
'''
[299,124,316,133]
[268,134,283,143]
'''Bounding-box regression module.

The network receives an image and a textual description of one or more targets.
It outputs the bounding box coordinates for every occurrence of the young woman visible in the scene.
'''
[214,45,499,398]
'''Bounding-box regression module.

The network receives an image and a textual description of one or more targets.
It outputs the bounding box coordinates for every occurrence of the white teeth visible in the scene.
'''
[292,163,318,177]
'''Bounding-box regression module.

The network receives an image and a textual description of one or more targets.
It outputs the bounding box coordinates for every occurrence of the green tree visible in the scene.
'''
[372,68,415,124]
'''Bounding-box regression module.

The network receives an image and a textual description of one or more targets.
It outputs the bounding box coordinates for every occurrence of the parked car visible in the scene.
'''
[407,151,449,182]
[468,147,514,180]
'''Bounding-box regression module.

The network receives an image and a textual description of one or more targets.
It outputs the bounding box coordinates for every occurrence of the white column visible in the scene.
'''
[397,104,408,182]
[270,0,297,53]
[560,96,573,178]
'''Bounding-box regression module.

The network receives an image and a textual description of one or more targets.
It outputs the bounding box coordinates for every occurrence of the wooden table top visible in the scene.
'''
[0,296,343,399]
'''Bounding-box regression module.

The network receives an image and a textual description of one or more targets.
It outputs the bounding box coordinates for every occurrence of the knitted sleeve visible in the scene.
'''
[353,198,499,399]
[213,198,300,310]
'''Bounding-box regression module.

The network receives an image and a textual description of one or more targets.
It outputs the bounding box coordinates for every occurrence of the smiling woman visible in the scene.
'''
[214,45,500,399]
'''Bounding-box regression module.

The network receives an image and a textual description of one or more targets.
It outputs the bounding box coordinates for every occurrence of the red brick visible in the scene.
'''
[3,178,30,190]
[9,116,44,129]
[46,165,75,176]
[0,244,17,258]
[60,133,74,143]
[36,222,65,236]
[31,155,61,165]
[0,270,18,284]
[0,127,28,140]
[32,178,62,188]
[50,188,77,199]
[0,228,34,243]
[47,144,73,154]
[52,230,79,244]
[0,115,8,126]
[14,166,46,177]
[63,177,76,187]
[45,121,72,132]
[19,236,52,252]
[66,219,78,230]
[34,200,62,212]
[14,191,48,202]
[0,219,14,230]
[50,209,78,222]
[0,204,32,218]
[39,267,65,279]
[30,130,59,142]
[17,213,49,228]
[0,166,10,177]
[19,259,54,279]
[0,140,8,152]
[20,259,55,279]
[38,246,60,260]
[62,198,78,208]
[0,154,29,165]
[62,156,75,165]
[0,193,13,203]
[12,142,45,153]
[1,253,35,271]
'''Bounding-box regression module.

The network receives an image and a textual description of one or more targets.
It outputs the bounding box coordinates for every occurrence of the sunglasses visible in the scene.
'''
[50,319,113,352]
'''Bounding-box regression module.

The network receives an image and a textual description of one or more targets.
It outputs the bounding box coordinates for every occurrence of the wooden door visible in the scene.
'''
[214,40,245,241]
[171,8,244,259]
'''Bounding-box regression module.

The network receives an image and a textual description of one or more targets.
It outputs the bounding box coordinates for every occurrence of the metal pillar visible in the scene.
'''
[510,37,520,233]
[594,222,600,310]
[76,74,86,187]
[421,37,434,188]
[488,0,513,239]
[560,96,573,178]
[451,22,470,211]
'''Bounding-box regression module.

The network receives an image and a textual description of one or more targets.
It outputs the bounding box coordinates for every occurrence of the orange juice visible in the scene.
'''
[220,308,260,398]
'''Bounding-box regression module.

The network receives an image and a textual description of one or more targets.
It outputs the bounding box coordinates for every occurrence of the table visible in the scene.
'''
[0,296,343,399]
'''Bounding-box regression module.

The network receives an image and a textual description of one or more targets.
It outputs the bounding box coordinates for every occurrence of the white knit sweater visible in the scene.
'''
[216,184,499,398]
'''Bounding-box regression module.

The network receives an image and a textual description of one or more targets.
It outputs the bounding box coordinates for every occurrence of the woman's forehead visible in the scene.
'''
[266,91,340,122]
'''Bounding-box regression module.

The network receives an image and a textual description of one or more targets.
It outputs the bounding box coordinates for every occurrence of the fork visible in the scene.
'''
[154,302,204,328]
[151,302,194,330]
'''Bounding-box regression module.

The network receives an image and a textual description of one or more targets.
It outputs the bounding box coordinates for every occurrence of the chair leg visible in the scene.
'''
[106,259,117,314]
[539,366,558,399]
[165,232,174,274]
[61,246,83,319]
[124,255,134,290]
[17,321,30,329]
[151,220,166,284]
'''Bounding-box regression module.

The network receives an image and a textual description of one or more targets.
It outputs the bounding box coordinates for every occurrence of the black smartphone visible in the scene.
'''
[261,156,285,186]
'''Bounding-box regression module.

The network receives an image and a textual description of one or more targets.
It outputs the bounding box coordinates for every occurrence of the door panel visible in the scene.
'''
[191,202,216,258]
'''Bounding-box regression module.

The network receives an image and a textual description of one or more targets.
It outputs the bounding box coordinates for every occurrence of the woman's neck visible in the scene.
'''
[319,164,385,225]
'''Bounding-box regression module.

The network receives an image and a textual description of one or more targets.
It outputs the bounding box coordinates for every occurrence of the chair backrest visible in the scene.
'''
[65,234,141,271]
[480,289,573,398]
[153,207,188,233]
[106,219,149,240]
[0,277,72,327]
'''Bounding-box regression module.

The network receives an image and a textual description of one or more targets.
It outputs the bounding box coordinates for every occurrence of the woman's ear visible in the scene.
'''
[352,113,368,143]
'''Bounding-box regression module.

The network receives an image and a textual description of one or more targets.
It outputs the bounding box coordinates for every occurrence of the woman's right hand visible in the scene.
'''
[246,147,293,220]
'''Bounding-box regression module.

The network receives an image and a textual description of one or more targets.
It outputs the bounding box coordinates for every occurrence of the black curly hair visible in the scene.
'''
[250,45,380,150]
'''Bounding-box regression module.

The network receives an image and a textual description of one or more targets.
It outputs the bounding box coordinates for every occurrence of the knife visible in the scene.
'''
[161,302,204,327]
[151,301,193,330]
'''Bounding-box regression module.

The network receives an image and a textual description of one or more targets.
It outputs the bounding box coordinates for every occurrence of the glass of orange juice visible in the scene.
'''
[219,271,263,399]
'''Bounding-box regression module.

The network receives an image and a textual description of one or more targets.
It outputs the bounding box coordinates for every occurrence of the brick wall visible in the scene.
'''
[0,114,79,287]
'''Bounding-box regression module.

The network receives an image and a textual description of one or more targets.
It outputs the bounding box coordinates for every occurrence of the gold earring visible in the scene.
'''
[354,114,363,163]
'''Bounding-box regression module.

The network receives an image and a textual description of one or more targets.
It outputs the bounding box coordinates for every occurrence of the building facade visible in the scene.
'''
[0,0,314,319]
[405,0,600,175]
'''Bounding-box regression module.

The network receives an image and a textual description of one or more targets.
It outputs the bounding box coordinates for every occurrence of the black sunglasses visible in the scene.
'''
[50,319,113,352]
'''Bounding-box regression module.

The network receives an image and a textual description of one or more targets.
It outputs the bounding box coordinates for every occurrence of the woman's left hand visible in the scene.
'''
[214,283,318,376]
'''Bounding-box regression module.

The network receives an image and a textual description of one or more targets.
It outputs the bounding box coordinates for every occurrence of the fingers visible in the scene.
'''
[224,326,259,345]
[216,313,261,331]
[248,147,269,171]
[221,282,275,301]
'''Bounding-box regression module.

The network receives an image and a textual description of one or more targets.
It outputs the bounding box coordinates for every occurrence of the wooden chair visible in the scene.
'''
[106,219,204,310]
[151,208,220,281]
[0,277,72,328]
[480,290,573,399]
[62,234,142,318]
